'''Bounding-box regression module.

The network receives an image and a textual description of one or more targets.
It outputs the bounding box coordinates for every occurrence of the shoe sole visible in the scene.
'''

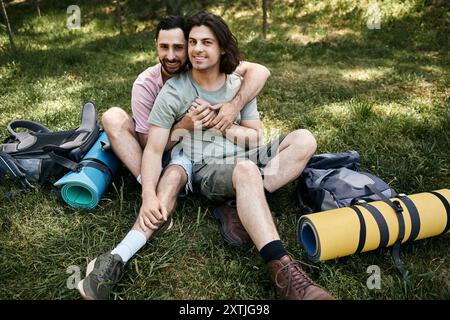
[213,207,246,248]
[76,258,97,300]
[155,215,174,234]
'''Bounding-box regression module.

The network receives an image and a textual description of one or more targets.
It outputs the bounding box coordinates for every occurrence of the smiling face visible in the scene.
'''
[188,25,224,73]
[156,28,188,76]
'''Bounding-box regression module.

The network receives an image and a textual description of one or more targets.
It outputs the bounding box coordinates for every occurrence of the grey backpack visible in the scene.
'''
[0,102,100,188]
[296,151,398,214]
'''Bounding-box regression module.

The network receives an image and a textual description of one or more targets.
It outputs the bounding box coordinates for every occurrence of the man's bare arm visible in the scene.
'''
[209,61,271,130]
[165,117,191,151]
[141,125,168,198]
[232,61,271,111]
[139,125,171,231]
[220,119,264,150]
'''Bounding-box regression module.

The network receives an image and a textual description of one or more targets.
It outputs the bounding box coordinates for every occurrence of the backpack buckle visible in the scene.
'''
[392,200,403,214]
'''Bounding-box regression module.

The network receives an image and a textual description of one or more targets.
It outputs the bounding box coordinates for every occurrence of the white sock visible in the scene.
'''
[136,175,142,185]
[111,230,147,263]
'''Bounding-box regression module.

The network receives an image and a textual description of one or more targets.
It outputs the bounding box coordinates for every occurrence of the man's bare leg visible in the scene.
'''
[102,107,147,178]
[262,129,317,193]
[232,160,279,250]
[131,165,187,239]
[231,159,334,300]
[77,165,188,300]
[108,165,187,264]
[214,129,316,247]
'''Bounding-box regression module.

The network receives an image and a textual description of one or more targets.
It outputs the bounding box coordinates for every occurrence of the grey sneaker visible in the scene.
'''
[77,251,125,300]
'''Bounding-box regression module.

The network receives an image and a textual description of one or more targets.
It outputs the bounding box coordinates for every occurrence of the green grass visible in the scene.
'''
[0,0,449,300]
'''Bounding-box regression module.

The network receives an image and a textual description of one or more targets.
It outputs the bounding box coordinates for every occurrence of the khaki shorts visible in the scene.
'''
[193,137,285,202]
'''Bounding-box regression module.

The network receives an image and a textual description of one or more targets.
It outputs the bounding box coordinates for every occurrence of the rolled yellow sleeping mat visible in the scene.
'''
[297,189,450,261]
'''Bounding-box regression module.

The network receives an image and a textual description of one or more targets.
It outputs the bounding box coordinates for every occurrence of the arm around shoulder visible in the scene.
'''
[235,61,271,81]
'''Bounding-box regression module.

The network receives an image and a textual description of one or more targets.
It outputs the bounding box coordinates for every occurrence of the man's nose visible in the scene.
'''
[193,42,204,52]
[167,48,176,60]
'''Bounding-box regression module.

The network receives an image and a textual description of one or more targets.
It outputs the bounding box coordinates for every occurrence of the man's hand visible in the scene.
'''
[186,97,217,129]
[168,97,219,147]
[176,108,195,132]
[138,194,168,232]
[208,101,240,132]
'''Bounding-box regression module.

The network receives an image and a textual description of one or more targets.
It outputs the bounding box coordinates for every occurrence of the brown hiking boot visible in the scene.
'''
[213,200,250,248]
[267,255,335,300]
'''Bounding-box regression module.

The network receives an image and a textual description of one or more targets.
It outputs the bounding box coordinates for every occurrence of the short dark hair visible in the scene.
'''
[187,11,241,74]
[155,16,188,41]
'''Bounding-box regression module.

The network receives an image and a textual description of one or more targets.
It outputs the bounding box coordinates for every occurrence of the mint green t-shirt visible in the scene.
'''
[148,70,259,163]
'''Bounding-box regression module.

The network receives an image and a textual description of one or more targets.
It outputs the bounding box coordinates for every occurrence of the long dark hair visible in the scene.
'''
[187,11,241,74]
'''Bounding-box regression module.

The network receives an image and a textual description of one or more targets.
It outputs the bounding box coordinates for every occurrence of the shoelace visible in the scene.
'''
[96,255,123,283]
[275,259,315,295]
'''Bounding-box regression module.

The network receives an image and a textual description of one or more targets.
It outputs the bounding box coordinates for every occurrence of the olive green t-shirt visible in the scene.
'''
[148,70,259,163]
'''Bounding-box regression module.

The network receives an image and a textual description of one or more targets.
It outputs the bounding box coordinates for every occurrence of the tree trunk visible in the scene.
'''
[1,0,16,51]
[115,0,123,34]
[36,0,41,17]
[262,0,268,39]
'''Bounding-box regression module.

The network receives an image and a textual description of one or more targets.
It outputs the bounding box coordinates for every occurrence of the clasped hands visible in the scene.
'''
[181,97,238,134]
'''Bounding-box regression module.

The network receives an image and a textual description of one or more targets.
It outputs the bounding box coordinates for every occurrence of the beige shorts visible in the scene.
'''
[193,137,285,202]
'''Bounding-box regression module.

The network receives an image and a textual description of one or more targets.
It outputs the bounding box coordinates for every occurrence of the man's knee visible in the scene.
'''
[287,129,317,157]
[101,107,133,135]
[232,160,260,184]
[163,165,188,187]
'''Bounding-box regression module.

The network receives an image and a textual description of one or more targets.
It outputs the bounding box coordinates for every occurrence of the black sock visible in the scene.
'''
[259,240,287,263]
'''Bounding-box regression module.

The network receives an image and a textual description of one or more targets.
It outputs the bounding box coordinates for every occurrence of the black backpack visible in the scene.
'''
[0,102,100,188]
[296,151,398,214]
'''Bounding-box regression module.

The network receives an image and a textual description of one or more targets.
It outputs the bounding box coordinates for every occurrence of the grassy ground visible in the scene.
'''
[0,0,449,300]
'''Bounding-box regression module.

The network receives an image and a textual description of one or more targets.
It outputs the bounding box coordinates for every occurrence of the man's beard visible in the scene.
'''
[160,58,185,75]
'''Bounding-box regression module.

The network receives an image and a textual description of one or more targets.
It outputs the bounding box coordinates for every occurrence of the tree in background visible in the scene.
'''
[262,0,268,39]
[1,0,16,51]
[115,0,123,34]
[35,0,41,17]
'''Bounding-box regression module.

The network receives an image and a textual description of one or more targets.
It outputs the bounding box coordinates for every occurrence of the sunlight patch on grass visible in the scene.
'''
[287,25,317,44]
[304,1,328,16]
[127,52,151,65]
[340,66,392,81]
[373,100,441,130]
[0,61,20,80]
[233,10,255,19]
[323,102,348,116]
[261,119,290,142]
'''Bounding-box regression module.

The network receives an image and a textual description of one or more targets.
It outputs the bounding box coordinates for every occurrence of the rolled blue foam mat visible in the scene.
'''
[54,132,119,209]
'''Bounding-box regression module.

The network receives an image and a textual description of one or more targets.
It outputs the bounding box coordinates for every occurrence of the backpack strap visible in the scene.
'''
[80,159,112,176]
[8,120,51,136]
[67,102,100,162]
[48,151,80,172]
[360,203,391,249]
[48,152,112,176]
[429,191,450,235]
[1,120,52,153]
[397,195,421,242]
[349,205,367,254]
[0,151,33,188]
[364,184,408,278]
